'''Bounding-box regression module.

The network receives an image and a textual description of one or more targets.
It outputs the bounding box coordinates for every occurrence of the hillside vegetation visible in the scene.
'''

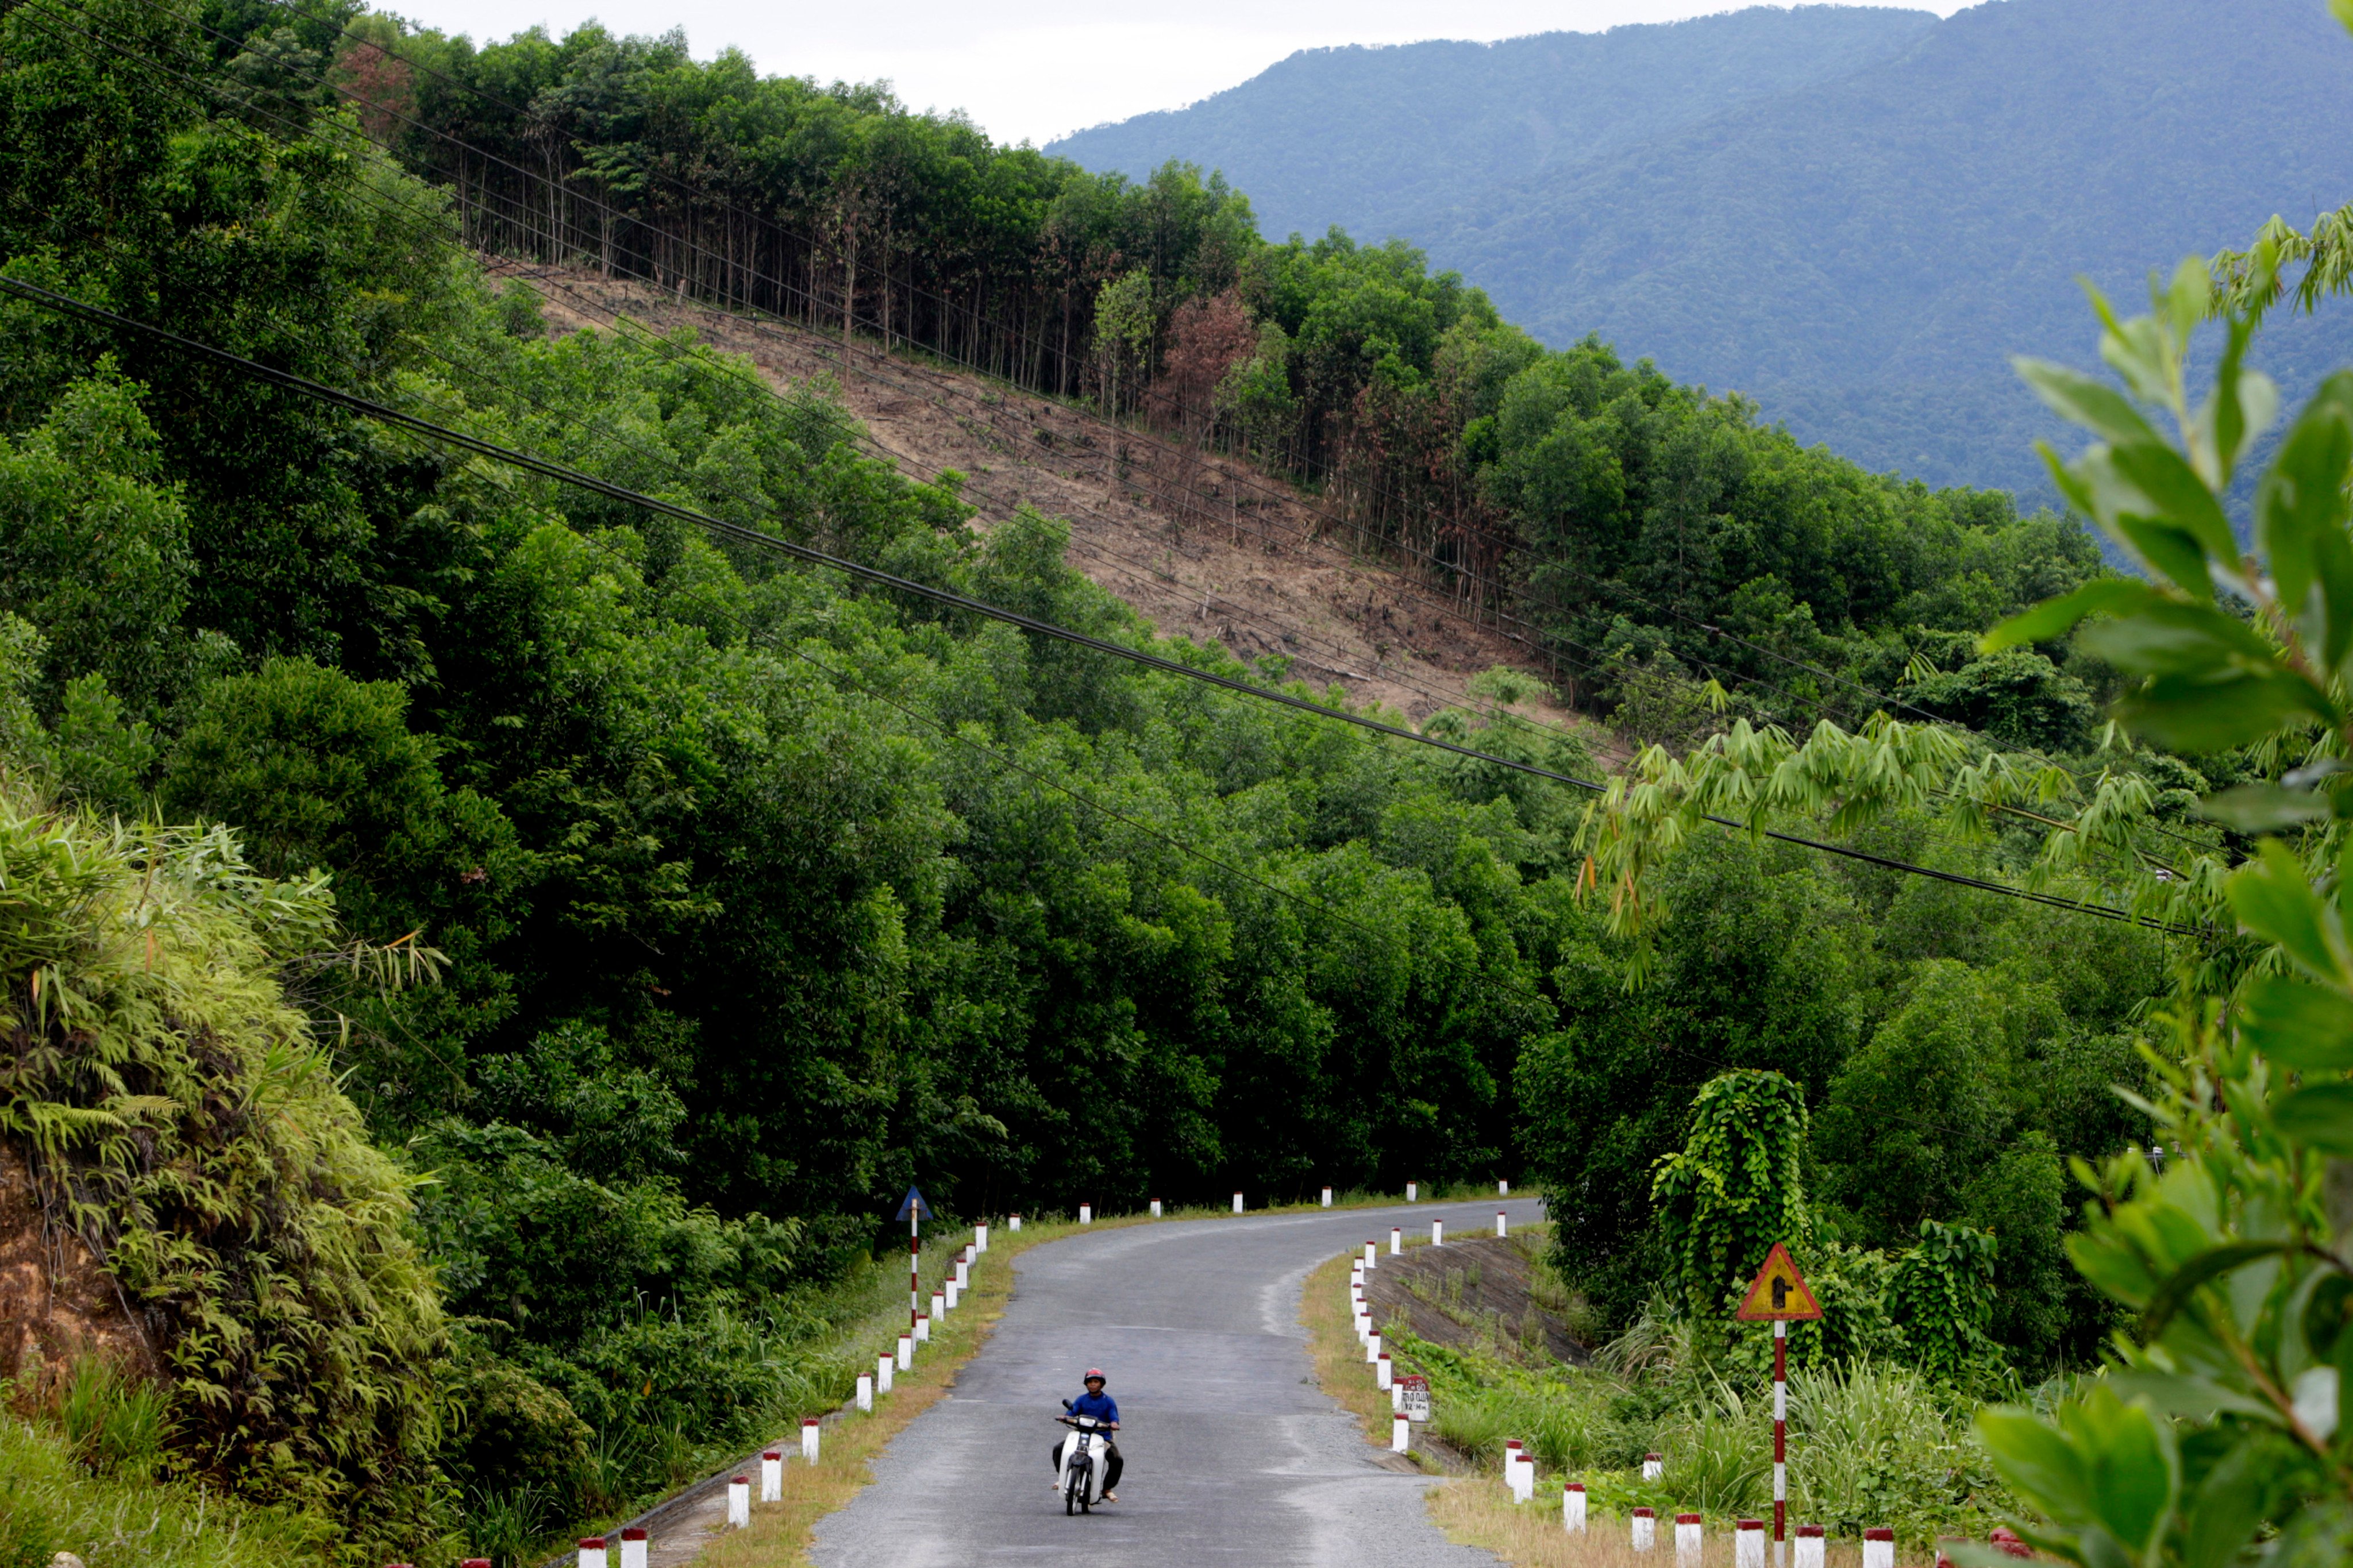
[1052,0,2353,500]
[5,0,2353,1562]
[290,1,2115,745]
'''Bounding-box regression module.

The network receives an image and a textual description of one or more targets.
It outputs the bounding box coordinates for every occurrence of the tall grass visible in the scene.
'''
[0,1400,329,1568]
[1786,1360,1995,1536]
[55,1358,171,1480]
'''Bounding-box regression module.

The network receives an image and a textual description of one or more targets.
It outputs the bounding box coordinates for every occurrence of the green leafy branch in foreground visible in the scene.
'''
[1952,236,2353,1562]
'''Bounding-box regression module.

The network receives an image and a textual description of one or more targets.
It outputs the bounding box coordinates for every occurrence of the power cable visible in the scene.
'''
[19,0,2211,910]
[22,0,1640,762]
[122,0,2089,781]
[240,0,2161,781]
[0,271,2202,935]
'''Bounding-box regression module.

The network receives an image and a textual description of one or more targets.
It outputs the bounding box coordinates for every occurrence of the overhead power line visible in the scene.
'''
[24,0,1632,763]
[116,0,2134,787]
[0,273,2198,935]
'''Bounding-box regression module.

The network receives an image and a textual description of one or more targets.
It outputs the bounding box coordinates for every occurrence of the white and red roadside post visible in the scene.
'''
[1364,1239,1378,1269]
[877,1351,894,1393]
[975,1222,989,1253]
[1496,1209,1508,1237]
[1233,1191,1245,1213]
[1391,1410,1411,1453]
[1431,1219,1445,1247]
[1322,1185,1334,1207]
[1080,1202,1092,1225]
[1499,1179,1510,1197]
[1737,1519,1766,1568]
[1862,1528,1895,1568]
[619,1527,649,1568]
[895,1333,912,1371]
[1794,1524,1826,1568]
[1010,1212,1022,1231]
[1365,1330,1382,1366]
[930,1289,946,1322]
[1642,1452,1663,1480]
[761,1447,783,1501]
[1376,1351,1392,1390]
[1735,1242,1821,1568]
[1630,1508,1657,1552]
[577,1538,608,1568]
[897,1186,930,1331]
[726,1475,750,1528]
[856,1371,873,1411]
[1390,1225,1402,1255]
[1562,1482,1586,1533]
[802,1416,822,1464]
[1406,1181,1418,1201]
[1675,1512,1702,1564]
[1150,1198,1162,1218]
[1773,1321,1789,1563]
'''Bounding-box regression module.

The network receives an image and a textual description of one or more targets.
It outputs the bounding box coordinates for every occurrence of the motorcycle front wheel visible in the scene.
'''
[1065,1467,1083,1516]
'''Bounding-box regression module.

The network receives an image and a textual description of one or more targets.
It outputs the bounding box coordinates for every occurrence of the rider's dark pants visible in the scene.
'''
[1052,1437,1123,1492]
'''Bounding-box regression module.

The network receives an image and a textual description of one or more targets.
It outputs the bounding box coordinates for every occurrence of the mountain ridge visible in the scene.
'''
[1050,0,2353,500]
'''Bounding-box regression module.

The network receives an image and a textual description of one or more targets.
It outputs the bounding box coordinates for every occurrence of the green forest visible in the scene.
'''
[6,0,2353,1562]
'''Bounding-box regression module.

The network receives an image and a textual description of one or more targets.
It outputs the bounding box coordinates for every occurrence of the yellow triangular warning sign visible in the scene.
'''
[1735,1242,1822,1322]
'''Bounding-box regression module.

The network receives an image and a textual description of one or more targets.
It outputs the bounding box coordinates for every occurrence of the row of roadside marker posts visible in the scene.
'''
[1061,1177,1514,1226]
[1348,1208,1516,1457]
[392,1224,995,1568]
[1350,1220,1961,1568]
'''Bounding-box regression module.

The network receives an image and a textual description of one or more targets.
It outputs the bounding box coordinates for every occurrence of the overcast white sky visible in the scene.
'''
[384,0,1970,149]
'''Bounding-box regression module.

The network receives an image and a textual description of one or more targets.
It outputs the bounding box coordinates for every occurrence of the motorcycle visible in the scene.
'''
[1056,1403,1112,1515]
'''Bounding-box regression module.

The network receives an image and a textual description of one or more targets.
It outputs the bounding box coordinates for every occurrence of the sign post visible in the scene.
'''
[896,1188,931,1330]
[1735,1242,1821,1568]
[1396,1373,1431,1425]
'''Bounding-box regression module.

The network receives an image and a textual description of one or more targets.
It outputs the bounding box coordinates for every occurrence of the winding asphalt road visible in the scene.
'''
[809,1197,1547,1567]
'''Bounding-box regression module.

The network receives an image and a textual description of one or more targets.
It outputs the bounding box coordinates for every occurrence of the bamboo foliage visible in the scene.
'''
[1574,710,2235,966]
[0,783,446,1551]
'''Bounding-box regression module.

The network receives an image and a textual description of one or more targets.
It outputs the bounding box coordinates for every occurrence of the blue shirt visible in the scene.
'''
[1070,1390,1119,1426]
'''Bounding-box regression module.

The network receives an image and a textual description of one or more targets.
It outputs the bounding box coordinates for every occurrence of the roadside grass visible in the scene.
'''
[697,1190,1482,1566]
[1301,1247,1404,1453]
[1427,1485,1880,1568]
[0,1397,327,1568]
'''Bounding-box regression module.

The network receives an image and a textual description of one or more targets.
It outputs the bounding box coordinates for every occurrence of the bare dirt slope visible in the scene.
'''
[509,264,1595,738]
[1365,1232,1588,1366]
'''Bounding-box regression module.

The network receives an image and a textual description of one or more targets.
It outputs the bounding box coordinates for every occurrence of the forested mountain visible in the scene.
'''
[5,0,2345,1559]
[1048,6,1936,259]
[1050,0,2353,500]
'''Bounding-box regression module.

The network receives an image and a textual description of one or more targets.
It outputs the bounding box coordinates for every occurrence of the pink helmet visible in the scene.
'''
[1084,1368,1106,1381]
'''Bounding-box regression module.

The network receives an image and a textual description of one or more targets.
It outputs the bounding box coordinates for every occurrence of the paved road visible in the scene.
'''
[809,1197,1547,1568]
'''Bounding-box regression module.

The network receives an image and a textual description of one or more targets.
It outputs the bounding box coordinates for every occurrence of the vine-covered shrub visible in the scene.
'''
[1885,1219,2001,1388]
[0,783,446,1558]
[1651,1068,1812,1319]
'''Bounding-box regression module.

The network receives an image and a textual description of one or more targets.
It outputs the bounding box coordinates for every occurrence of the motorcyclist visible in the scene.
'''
[1052,1368,1122,1502]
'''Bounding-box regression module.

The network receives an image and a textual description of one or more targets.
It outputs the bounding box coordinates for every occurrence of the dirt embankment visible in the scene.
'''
[0,1141,160,1396]
[505,264,1607,746]
[1364,1233,1588,1366]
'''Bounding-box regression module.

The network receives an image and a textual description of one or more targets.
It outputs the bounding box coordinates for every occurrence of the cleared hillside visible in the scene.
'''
[514,266,1591,739]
